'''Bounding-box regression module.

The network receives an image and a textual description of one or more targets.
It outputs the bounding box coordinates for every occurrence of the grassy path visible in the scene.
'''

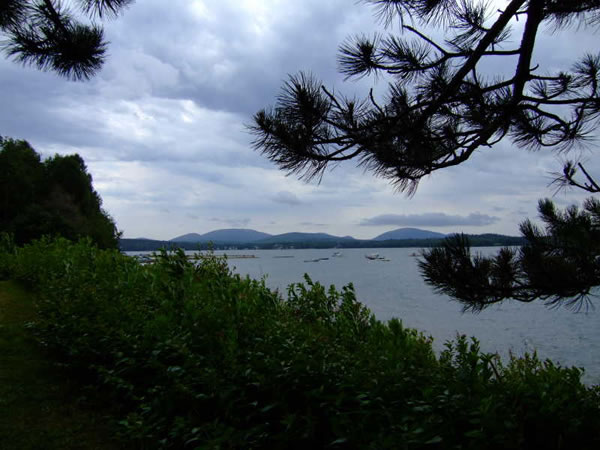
[0,281,118,450]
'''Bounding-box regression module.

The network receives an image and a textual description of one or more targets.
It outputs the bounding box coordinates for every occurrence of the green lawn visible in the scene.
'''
[0,281,118,450]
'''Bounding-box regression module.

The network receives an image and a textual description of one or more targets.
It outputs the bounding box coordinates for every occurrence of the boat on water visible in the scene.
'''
[135,254,154,264]
[365,253,390,262]
[332,251,343,257]
[188,254,257,260]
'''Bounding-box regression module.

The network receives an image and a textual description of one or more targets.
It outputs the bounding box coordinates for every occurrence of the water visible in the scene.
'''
[132,247,600,384]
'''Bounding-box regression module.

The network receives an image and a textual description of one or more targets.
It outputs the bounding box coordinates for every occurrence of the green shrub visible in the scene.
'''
[0,232,16,279]
[2,238,599,449]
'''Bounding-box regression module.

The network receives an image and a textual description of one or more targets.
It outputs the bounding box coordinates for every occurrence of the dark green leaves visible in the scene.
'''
[2,237,599,448]
[0,138,120,248]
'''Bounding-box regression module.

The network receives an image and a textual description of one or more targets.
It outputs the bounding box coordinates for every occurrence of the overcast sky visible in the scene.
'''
[1,0,598,240]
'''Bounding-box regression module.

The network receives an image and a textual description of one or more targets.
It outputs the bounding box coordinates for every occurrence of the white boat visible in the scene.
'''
[332,251,343,257]
[365,253,390,261]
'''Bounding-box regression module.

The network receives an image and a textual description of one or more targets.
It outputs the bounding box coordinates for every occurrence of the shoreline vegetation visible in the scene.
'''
[0,280,118,449]
[1,237,599,448]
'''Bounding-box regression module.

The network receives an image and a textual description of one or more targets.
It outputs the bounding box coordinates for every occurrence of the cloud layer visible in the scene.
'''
[360,213,501,228]
[1,1,598,240]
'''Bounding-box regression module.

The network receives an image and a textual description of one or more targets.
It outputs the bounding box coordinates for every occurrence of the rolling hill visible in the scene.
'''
[373,228,446,241]
[170,229,272,243]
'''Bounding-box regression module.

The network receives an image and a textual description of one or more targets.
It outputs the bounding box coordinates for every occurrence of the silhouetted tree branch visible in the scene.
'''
[252,0,600,310]
[0,0,133,80]
[251,0,600,194]
[419,198,600,312]
[552,161,600,194]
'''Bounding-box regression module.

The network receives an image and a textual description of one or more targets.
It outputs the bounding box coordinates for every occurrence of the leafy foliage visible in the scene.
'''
[0,138,120,248]
[2,237,599,448]
[0,0,133,80]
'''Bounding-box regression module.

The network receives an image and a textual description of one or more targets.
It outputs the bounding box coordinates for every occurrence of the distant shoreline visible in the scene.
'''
[120,234,525,252]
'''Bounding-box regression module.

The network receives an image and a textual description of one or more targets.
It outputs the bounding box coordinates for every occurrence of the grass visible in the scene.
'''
[0,281,118,450]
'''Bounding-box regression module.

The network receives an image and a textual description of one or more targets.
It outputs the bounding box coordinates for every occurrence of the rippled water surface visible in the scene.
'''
[138,247,600,384]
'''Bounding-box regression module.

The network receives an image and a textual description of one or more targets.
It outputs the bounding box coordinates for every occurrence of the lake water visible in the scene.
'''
[133,247,600,384]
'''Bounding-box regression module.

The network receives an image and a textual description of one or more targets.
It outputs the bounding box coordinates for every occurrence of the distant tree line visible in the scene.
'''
[0,137,120,248]
[120,234,525,252]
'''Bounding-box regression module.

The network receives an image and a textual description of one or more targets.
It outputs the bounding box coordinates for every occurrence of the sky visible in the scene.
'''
[1,0,598,240]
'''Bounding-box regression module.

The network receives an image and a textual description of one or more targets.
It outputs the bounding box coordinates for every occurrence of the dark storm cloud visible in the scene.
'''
[360,212,501,227]
[97,0,376,116]
[0,0,376,165]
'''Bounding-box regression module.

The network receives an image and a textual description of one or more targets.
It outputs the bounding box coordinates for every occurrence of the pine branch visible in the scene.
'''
[0,0,132,80]
[420,199,600,311]
[253,0,600,197]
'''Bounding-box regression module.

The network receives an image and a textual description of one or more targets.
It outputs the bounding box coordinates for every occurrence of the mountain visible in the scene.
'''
[170,229,272,243]
[256,232,357,244]
[373,228,446,241]
[170,233,204,242]
[120,231,524,251]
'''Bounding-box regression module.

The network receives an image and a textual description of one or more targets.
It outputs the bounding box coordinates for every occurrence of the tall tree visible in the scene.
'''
[251,0,600,310]
[0,138,120,248]
[0,0,133,80]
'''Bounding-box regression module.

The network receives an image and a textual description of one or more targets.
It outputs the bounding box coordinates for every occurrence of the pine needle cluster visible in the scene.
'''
[0,0,132,80]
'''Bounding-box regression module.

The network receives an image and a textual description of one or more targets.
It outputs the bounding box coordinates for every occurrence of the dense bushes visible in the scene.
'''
[2,238,599,449]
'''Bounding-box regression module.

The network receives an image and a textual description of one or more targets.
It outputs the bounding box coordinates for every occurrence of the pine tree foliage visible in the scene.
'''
[251,0,600,194]
[419,198,600,312]
[252,0,600,310]
[0,0,133,80]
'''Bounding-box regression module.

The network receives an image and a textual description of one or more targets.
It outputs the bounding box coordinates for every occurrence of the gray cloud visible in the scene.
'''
[273,191,301,205]
[1,1,596,240]
[209,217,251,228]
[360,212,501,227]
[300,222,328,228]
